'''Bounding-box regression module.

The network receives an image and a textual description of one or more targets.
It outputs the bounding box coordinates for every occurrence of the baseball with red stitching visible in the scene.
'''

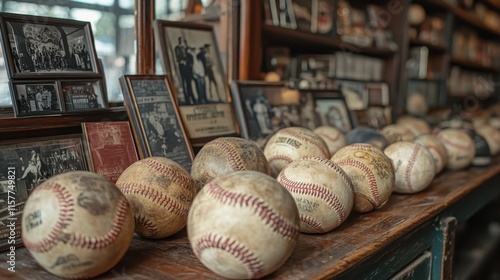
[436,128,475,170]
[379,124,415,144]
[187,171,300,279]
[397,115,431,137]
[475,125,500,156]
[384,142,436,194]
[264,127,330,177]
[21,171,134,279]
[313,126,347,157]
[190,137,270,190]
[331,143,395,213]
[277,156,354,233]
[414,134,449,173]
[116,157,197,239]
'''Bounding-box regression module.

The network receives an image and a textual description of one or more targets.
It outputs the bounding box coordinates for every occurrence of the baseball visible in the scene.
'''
[475,125,500,156]
[379,124,415,143]
[21,171,134,279]
[277,156,354,233]
[345,126,390,150]
[436,128,475,170]
[414,134,449,173]
[264,127,329,177]
[187,171,300,279]
[191,137,270,190]
[397,115,431,137]
[116,157,197,239]
[313,126,347,157]
[331,143,395,213]
[384,142,436,194]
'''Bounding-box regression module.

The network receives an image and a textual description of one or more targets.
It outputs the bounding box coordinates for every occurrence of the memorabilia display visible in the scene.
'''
[291,0,312,33]
[81,121,139,183]
[338,80,368,111]
[265,47,291,80]
[365,82,389,106]
[313,126,347,157]
[0,135,87,251]
[311,0,334,35]
[406,46,429,79]
[120,75,194,172]
[60,79,107,111]
[269,0,297,29]
[154,20,239,142]
[311,90,355,133]
[414,134,449,174]
[21,171,134,278]
[10,80,62,116]
[436,128,476,170]
[116,157,197,238]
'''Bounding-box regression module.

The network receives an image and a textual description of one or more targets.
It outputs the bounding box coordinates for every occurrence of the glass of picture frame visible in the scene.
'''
[9,80,62,116]
[60,79,108,112]
[307,89,356,133]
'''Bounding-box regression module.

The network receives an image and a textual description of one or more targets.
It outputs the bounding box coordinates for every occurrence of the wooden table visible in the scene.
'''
[1,157,499,279]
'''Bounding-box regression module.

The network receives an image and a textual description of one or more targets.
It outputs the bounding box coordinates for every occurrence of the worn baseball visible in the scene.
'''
[313,126,347,157]
[331,143,395,213]
[414,134,449,174]
[384,142,436,194]
[191,137,270,190]
[264,127,329,177]
[187,171,300,279]
[277,156,354,233]
[116,157,197,239]
[345,126,390,150]
[21,171,134,279]
[379,124,415,143]
[436,128,475,170]
[475,125,500,156]
[397,116,431,137]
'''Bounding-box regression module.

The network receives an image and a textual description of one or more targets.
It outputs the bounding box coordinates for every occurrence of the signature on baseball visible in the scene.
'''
[24,210,42,232]
[50,254,92,270]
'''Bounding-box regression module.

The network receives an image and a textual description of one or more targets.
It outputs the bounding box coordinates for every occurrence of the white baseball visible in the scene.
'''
[277,156,354,233]
[331,143,395,213]
[379,124,415,143]
[22,171,135,279]
[436,128,475,170]
[413,134,449,174]
[187,171,300,279]
[313,126,347,157]
[116,157,197,239]
[397,115,431,136]
[384,142,436,194]
[264,127,329,177]
[475,125,500,155]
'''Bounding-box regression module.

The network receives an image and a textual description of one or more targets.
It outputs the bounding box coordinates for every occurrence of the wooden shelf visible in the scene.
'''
[450,56,499,72]
[483,0,500,13]
[451,6,500,37]
[409,38,447,53]
[414,0,455,12]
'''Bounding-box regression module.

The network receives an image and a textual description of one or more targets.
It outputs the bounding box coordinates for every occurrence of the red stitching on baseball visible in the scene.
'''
[117,182,189,218]
[284,129,329,157]
[136,214,160,237]
[302,156,354,192]
[405,145,420,192]
[425,144,447,164]
[23,182,74,253]
[267,154,293,165]
[437,133,473,150]
[335,159,381,204]
[205,182,299,240]
[140,158,195,190]
[194,233,263,278]
[300,214,326,233]
[206,140,246,170]
[278,172,346,223]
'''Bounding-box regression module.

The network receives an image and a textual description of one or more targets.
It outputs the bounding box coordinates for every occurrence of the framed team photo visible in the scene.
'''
[310,90,356,133]
[60,79,107,112]
[0,12,101,79]
[10,80,62,116]
[154,20,239,143]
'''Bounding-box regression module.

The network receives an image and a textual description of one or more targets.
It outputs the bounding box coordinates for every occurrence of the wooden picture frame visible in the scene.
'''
[154,20,239,144]
[9,80,62,116]
[309,89,356,133]
[120,74,194,172]
[81,121,139,183]
[0,12,101,79]
[0,135,87,251]
[59,79,108,112]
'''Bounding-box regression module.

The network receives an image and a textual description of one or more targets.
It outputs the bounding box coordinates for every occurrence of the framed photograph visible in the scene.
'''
[120,75,194,172]
[154,20,239,143]
[0,12,101,79]
[81,121,139,183]
[0,135,87,251]
[339,80,369,110]
[311,90,355,133]
[10,80,62,116]
[60,79,107,112]
[365,82,389,106]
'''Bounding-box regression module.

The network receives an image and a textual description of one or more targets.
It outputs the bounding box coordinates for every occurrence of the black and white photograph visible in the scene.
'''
[60,79,107,112]
[10,80,62,116]
[0,13,100,78]
[312,90,354,133]
[120,75,194,172]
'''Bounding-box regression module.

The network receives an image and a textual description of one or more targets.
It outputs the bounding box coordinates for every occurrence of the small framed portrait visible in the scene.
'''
[10,80,62,116]
[310,90,355,133]
[339,80,368,110]
[365,82,389,106]
[120,75,194,172]
[0,12,101,79]
[154,20,239,143]
[60,79,107,112]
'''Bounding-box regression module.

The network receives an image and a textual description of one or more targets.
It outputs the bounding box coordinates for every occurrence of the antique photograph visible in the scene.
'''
[120,75,194,172]
[10,80,62,116]
[0,13,100,78]
[82,121,139,183]
[312,90,354,133]
[60,79,107,112]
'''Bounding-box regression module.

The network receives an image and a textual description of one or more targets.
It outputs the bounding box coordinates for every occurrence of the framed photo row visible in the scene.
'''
[10,79,107,116]
[154,19,239,144]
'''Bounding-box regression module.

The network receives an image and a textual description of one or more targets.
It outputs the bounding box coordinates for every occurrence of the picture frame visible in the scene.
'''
[81,121,139,183]
[9,80,62,116]
[60,79,108,112]
[120,74,194,172]
[365,82,389,106]
[338,80,369,110]
[154,20,239,144]
[0,12,101,79]
[0,135,87,251]
[310,90,356,133]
